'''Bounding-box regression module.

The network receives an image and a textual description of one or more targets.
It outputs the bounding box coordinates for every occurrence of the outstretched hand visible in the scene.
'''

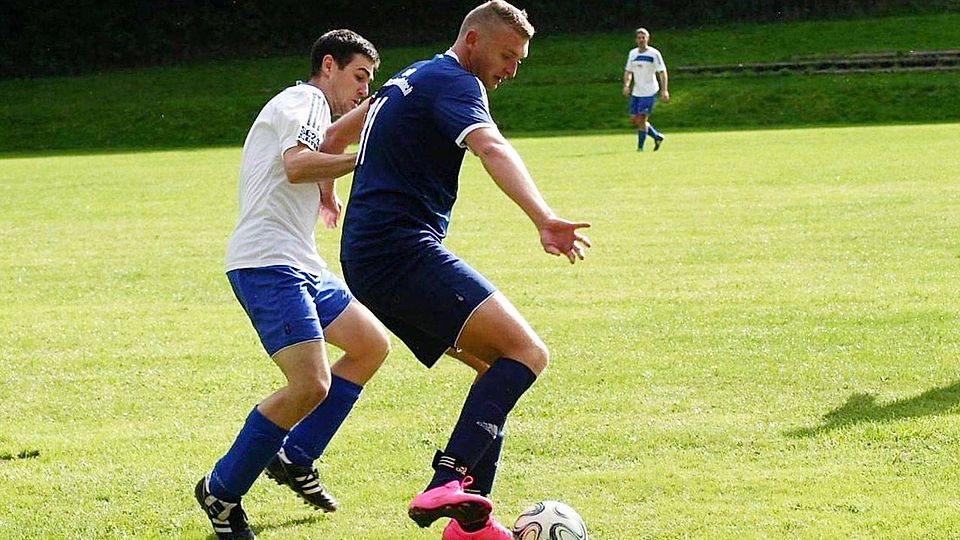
[539,216,592,264]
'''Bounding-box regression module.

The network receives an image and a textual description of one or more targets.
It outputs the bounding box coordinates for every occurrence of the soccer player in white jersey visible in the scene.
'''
[623,27,670,151]
[194,30,390,540]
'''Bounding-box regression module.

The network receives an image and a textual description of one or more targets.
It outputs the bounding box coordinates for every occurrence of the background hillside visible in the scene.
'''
[3,0,954,79]
[1,13,958,153]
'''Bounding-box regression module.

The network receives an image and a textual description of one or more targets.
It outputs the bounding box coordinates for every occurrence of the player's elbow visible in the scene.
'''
[474,139,512,163]
[320,131,347,155]
[284,167,307,184]
[283,151,307,183]
[283,156,315,184]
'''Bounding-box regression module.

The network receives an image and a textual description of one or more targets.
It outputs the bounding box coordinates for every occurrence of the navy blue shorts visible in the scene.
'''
[629,95,657,115]
[227,265,353,357]
[342,242,496,368]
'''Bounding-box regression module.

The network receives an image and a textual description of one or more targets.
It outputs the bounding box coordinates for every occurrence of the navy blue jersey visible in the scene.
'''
[341,52,495,260]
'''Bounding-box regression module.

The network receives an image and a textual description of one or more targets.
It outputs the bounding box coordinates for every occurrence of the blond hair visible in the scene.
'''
[459,1,535,40]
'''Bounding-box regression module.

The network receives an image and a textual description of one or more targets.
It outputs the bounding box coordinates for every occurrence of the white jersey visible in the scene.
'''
[225,82,330,275]
[624,46,666,97]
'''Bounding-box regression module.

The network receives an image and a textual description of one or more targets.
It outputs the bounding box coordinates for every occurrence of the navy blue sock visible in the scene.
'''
[466,422,504,496]
[209,407,288,502]
[282,375,362,466]
[647,123,663,140]
[428,358,536,490]
[637,129,647,149]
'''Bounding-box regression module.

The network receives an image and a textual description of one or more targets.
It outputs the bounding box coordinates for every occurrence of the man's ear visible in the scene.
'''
[321,54,336,75]
[465,29,480,48]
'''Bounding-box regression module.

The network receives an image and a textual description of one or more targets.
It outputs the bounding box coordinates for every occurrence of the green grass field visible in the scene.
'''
[1,123,958,538]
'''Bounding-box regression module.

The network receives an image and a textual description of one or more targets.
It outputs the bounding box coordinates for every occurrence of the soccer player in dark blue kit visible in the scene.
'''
[340,2,591,539]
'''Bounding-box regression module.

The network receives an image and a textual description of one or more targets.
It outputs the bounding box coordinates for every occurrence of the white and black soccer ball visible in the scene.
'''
[513,500,588,540]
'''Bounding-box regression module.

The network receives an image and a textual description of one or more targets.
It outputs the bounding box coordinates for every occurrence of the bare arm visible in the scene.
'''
[623,70,633,97]
[282,145,357,184]
[299,99,373,226]
[320,99,371,154]
[465,126,551,226]
[465,126,591,263]
[657,69,670,102]
[282,100,372,184]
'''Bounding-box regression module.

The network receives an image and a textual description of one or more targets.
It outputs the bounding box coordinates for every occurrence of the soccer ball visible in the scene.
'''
[513,500,588,540]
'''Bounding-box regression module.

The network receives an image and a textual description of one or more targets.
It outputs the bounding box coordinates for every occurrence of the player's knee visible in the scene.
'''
[352,316,391,363]
[533,342,550,375]
[373,331,391,363]
[359,329,391,368]
[307,378,330,409]
[292,376,330,412]
[516,339,549,376]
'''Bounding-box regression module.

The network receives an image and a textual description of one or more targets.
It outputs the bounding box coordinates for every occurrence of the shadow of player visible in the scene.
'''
[787,380,960,438]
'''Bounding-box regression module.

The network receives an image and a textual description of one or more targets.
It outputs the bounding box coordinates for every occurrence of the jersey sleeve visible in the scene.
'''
[655,51,666,72]
[432,75,495,148]
[275,90,329,154]
[625,51,633,71]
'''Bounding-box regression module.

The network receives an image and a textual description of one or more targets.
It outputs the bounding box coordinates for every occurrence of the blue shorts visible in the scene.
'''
[341,242,496,368]
[227,265,353,357]
[629,95,657,115]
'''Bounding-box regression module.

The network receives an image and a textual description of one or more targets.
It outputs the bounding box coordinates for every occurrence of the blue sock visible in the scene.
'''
[637,130,647,149]
[429,358,536,490]
[647,123,663,140]
[467,422,504,496]
[282,375,362,466]
[209,407,288,502]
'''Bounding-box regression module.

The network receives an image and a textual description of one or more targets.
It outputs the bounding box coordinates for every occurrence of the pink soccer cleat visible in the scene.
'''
[407,477,493,528]
[442,516,513,540]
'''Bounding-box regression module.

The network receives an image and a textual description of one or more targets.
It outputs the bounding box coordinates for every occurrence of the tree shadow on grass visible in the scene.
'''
[787,380,960,437]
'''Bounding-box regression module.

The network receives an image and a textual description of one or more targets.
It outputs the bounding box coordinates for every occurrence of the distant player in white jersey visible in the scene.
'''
[195,30,390,540]
[623,27,670,151]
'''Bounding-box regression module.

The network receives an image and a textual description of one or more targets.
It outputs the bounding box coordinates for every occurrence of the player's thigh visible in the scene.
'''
[344,244,498,368]
[323,300,390,361]
[455,291,548,373]
[228,266,328,357]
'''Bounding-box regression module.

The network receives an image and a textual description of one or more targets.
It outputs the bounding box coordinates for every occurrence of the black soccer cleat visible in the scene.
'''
[264,448,339,512]
[195,475,256,540]
[653,137,664,151]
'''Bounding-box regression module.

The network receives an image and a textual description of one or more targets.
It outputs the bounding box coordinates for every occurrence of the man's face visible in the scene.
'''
[327,54,375,116]
[635,32,649,48]
[469,25,529,90]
